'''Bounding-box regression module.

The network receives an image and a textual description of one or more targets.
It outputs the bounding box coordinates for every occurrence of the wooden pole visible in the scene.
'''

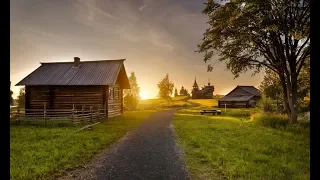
[82,105,84,122]
[225,103,226,112]
[90,106,93,122]
[17,107,20,125]
[44,103,46,125]
[72,104,75,122]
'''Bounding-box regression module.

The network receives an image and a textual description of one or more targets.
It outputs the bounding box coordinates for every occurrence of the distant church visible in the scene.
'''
[191,78,214,99]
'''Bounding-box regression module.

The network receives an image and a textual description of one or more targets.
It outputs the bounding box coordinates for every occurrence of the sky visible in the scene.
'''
[10,0,263,99]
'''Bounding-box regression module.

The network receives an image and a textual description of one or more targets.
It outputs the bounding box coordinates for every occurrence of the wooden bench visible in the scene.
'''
[200,110,221,115]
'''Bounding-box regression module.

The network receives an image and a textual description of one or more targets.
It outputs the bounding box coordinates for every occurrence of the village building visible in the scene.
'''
[16,57,130,118]
[218,86,261,108]
[191,78,214,99]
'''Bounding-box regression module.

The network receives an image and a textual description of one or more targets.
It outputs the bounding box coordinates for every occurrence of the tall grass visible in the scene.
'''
[251,112,310,136]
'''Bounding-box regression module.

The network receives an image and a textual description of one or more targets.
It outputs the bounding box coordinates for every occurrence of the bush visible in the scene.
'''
[251,112,309,135]
[257,94,276,113]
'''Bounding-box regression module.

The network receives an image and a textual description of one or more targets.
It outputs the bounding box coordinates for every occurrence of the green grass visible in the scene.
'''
[10,110,156,180]
[137,96,190,110]
[173,100,310,180]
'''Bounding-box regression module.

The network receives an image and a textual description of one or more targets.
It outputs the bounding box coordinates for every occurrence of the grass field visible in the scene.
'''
[137,96,191,109]
[173,99,310,180]
[10,110,156,180]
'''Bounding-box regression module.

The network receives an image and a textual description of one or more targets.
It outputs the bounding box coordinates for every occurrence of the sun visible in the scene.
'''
[139,90,151,100]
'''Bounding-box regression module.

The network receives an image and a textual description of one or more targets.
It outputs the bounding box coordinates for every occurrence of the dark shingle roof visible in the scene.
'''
[238,86,261,96]
[16,59,130,88]
[218,86,261,102]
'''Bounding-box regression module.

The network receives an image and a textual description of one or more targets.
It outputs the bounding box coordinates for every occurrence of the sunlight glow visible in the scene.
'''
[140,90,151,100]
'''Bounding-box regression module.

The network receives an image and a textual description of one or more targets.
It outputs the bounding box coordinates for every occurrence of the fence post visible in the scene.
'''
[90,106,93,122]
[72,104,75,122]
[82,105,84,122]
[44,103,47,125]
[225,103,226,112]
[17,107,20,125]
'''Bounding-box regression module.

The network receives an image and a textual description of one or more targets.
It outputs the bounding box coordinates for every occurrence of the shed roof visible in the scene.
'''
[219,95,255,102]
[16,59,130,88]
[218,86,261,102]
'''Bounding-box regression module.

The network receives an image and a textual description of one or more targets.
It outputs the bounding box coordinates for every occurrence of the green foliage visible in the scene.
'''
[197,0,310,123]
[123,72,140,110]
[157,74,174,103]
[10,90,14,106]
[174,88,178,97]
[10,110,155,180]
[256,94,276,113]
[17,88,25,108]
[179,86,189,96]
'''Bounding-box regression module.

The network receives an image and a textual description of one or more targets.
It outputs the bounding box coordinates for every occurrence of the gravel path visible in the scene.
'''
[58,109,190,180]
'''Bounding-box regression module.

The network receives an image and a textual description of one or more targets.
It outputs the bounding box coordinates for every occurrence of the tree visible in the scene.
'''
[10,81,14,106]
[197,0,310,123]
[157,74,175,102]
[259,56,310,112]
[17,88,25,108]
[123,72,140,110]
[174,88,178,97]
[179,86,185,96]
[259,68,283,110]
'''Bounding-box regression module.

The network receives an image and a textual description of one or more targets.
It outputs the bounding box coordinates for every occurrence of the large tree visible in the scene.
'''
[157,74,175,102]
[197,0,310,123]
[259,56,310,110]
[123,72,140,110]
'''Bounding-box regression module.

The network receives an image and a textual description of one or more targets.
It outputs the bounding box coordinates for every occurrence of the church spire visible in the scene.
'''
[193,77,199,88]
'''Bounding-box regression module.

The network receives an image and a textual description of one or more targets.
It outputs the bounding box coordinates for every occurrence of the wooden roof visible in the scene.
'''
[218,86,261,102]
[16,59,130,89]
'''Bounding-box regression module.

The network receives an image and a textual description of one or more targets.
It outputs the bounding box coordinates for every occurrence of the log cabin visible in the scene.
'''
[16,57,130,118]
[218,86,261,108]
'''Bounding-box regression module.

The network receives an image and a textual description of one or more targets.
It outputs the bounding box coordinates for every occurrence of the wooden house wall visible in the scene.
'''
[26,85,105,110]
[26,85,124,118]
[107,84,122,118]
[218,101,249,108]
[53,86,104,110]
[26,86,50,109]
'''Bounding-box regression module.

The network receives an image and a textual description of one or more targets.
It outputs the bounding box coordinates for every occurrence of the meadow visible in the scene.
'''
[137,95,191,110]
[173,99,310,180]
[10,110,156,180]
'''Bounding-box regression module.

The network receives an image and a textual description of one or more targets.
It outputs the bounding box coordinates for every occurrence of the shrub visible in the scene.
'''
[257,94,276,113]
[251,112,310,135]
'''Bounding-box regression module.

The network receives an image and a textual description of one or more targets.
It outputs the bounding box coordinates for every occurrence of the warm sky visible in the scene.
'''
[10,0,263,99]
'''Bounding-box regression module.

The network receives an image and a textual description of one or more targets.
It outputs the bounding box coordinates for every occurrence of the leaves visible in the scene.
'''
[157,74,175,102]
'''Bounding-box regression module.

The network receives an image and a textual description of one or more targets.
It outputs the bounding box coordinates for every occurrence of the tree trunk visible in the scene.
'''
[279,72,298,124]
[289,73,298,124]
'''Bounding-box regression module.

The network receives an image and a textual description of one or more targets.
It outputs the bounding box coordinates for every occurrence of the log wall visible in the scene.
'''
[107,84,122,118]
[26,85,123,118]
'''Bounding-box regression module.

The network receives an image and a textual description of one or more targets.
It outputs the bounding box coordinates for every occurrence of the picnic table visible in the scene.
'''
[200,109,221,115]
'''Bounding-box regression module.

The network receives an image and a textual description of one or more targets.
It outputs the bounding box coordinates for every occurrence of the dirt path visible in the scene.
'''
[58,109,190,180]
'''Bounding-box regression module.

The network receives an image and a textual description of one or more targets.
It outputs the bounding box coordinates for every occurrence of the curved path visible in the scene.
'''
[59,109,191,180]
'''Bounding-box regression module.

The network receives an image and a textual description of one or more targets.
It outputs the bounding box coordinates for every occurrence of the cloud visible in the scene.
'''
[74,0,117,27]
[139,5,148,11]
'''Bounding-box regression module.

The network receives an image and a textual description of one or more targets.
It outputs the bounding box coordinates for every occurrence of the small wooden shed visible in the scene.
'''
[218,86,261,108]
[16,57,130,118]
